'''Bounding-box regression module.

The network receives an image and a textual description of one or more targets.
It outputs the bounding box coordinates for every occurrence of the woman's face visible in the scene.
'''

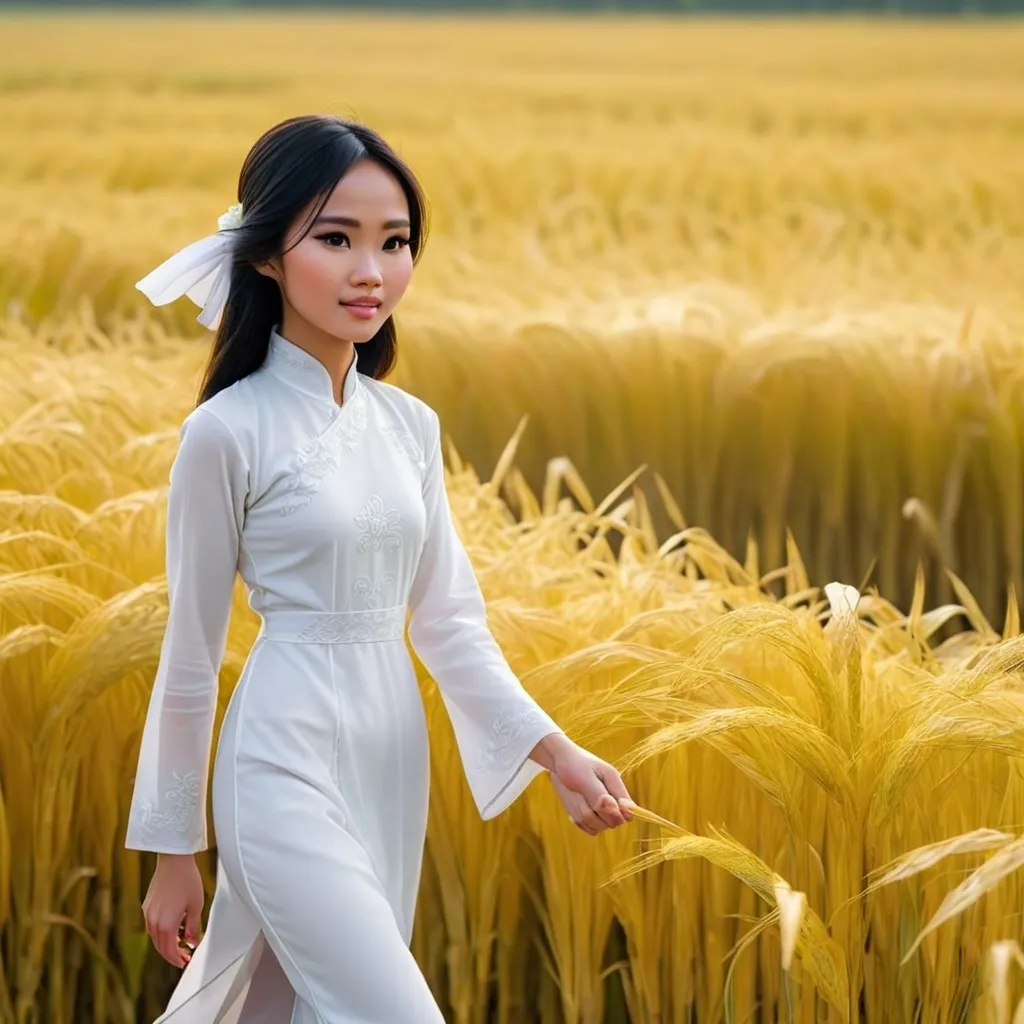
[267,158,415,346]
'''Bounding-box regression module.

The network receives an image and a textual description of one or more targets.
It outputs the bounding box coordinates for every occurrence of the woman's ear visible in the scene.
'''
[253,259,281,282]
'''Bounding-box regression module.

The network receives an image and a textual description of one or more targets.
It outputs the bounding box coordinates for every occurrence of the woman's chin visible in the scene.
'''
[310,319,382,346]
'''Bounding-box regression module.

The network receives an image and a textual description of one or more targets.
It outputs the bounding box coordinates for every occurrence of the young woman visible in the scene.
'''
[126,113,635,1023]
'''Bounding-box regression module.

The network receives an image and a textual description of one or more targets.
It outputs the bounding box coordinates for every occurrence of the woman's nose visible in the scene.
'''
[349,253,383,287]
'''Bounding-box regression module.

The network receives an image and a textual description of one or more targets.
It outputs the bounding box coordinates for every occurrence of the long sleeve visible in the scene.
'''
[407,409,563,820]
[125,407,248,854]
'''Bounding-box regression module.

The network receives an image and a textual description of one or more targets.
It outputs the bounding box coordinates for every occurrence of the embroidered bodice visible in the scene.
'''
[124,328,562,854]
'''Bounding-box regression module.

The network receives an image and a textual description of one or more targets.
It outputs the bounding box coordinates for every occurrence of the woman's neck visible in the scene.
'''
[276,315,356,406]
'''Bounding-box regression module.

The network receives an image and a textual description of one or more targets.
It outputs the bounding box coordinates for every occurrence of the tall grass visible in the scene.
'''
[3,14,1024,620]
[4,331,1024,1022]
[6,14,1024,1020]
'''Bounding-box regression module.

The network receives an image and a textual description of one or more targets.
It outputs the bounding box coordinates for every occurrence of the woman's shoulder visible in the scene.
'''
[361,375,439,435]
[178,376,258,462]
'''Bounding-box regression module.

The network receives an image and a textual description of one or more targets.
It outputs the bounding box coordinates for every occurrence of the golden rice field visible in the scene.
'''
[7,335,1024,1024]
[5,10,1024,1024]
[4,12,1024,619]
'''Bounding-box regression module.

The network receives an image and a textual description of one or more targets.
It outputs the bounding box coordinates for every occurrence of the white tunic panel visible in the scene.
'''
[125,328,562,1022]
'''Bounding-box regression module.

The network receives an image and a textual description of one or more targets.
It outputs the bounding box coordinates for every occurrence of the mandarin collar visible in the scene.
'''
[265,327,361,407]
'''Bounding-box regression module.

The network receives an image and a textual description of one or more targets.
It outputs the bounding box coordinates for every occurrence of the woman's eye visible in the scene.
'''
[318,232,349,247]
[384,235,411,251]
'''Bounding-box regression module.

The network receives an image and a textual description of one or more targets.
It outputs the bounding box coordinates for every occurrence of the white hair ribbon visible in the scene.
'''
[135,203,244,330]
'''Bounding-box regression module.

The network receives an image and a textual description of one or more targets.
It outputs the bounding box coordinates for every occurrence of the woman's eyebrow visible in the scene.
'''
[314,215,411,229]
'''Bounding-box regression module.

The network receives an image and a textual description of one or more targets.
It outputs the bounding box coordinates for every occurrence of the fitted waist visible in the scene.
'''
[261,607,406,644]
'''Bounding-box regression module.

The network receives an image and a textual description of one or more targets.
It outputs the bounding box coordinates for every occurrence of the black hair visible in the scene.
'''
[197,114,428,406]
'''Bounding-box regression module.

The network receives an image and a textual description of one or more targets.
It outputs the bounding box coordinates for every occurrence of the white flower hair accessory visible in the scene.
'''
[217,202,244,232]
[135,201,245,330]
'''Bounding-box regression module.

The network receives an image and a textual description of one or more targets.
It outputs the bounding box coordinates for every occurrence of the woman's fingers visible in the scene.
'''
[573,769,624,829]
[568,792,603,834]
[592,792,627,829]
[585,763,631,828]
[145,910,189,967]
[596,763,635,821]
[185,900,204,949]
[552,753,635,837]
[157,921,187,967]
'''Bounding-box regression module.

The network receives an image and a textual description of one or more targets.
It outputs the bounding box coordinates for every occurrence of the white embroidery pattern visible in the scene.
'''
[475,707,552,772]
[296,607,405,644]
[282,352,319,375]
[354,495,403,552]
[134,771,201,841]
[280,396,368,516]
[354,572,396,610]
[384,426,423,466]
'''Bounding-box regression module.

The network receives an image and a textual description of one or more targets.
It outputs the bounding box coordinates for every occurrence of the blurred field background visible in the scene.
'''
[5,9,1024,1024]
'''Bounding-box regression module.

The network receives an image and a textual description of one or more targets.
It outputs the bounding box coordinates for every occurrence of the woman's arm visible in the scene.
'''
[406,408,564,820]
[125,406,248,854]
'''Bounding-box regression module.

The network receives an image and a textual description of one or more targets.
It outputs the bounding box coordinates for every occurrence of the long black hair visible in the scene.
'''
[197,114,429,406]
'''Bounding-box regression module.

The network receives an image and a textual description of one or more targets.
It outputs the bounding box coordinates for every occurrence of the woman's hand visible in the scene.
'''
[532,733,635,835]
[142,853,205,968]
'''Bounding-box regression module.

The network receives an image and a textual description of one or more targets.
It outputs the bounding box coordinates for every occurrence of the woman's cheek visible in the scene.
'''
[389,256,414,299]
[297,252,339,306]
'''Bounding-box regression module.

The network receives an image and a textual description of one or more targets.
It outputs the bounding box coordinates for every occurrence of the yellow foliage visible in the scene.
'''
[1,335,1024,1022]
[6,12,1024,1022]
[3,14,1024,623]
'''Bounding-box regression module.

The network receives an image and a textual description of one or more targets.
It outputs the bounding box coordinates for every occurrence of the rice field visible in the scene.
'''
[4,10,1024,1023]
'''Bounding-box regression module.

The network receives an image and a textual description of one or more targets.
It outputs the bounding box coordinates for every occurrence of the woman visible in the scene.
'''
[126,113,635,1023]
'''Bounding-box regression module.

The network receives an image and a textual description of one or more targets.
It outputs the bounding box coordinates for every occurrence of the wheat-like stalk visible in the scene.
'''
[4,15,1024,622]
[2,332,1024,1021]
[6,14,1024,1021]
